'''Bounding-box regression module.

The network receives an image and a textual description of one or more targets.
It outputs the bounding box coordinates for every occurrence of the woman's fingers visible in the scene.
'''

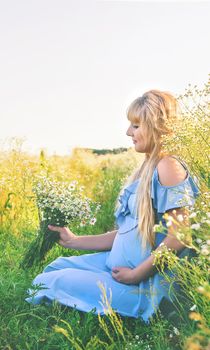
[58,239,65,246]
[112,267,120,273]
[48,225,62,232]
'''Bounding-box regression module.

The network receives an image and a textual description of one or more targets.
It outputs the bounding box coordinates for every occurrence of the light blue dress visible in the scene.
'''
[26,162,199,322]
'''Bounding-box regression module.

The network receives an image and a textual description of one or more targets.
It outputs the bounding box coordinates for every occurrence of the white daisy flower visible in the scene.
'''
[177,214,184,222]
[191,223,201,230]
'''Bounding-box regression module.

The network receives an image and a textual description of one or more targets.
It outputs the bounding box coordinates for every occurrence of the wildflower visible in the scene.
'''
[197,286,204,293]
[166,221,172,227]
[206,240,210,245]
[189,212,196,218]
[196,238,202,244]
[177,214,184,222]
[191,223,200,230]
[189,312,203,322]
[190,304,197,311]
[173,327,180,335]
[90,218,97,225]
[135,335,139,340]
[201,248,209,256]
[201,244,208,249]
[69,183,76,190]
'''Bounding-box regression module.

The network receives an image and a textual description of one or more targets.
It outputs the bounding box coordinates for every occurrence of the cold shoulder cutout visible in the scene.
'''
[157,156,188,187]
[151,160,200,214]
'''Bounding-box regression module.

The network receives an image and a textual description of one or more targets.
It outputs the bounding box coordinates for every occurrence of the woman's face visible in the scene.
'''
[126,122,150,153]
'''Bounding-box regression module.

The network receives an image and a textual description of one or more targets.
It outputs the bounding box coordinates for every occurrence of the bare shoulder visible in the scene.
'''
[157,156,188,186]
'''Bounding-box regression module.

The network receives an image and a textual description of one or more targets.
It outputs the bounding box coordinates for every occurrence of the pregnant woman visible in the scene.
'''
[26,89,199,322]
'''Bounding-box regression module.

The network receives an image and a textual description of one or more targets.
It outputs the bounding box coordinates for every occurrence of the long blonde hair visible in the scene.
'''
[125,90,179,248]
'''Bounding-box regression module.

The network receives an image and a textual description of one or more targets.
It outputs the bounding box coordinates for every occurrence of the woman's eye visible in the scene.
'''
[132,125,139,129]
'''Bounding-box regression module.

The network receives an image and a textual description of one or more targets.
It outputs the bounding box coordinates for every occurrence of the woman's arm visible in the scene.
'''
[112,207,189,284]
[68,229,117,250]
[48,225,117,251]
[133,207,189,281]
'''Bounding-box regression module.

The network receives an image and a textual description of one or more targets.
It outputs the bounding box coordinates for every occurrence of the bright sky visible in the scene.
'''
[0,0,209,155]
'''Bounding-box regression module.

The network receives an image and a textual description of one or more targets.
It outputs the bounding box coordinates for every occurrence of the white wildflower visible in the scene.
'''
[90,218,97,225]
[177,214,184,222]
[201,248,209,256]
[166,221,172,227]
[173,327,180,335]
[33,177,99,229]
[196,238,202,244]
[189,212,196,218]
[190,304,197,311]
[201,244,208,249]
[191,223,201,230]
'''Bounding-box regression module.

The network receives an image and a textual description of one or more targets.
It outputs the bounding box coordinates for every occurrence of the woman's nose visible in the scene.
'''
[126,125,133,136]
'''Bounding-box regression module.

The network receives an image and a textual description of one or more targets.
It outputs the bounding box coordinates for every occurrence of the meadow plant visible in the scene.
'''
[150,77,210,348]
[162,77,209,189]
[21,176,99,268]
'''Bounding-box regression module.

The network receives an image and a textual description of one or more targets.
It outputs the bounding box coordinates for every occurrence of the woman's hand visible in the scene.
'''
[48,225,77,248]
[111,266,139,285]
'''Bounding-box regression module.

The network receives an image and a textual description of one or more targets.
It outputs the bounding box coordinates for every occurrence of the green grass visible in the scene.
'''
[0,168,209,349]
[0,223,197,350]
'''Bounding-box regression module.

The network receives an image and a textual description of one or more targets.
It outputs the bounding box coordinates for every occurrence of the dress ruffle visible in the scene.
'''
[114,179,139,234]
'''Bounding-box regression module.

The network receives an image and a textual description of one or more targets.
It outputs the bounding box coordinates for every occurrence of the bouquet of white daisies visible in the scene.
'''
[21,177,99,268]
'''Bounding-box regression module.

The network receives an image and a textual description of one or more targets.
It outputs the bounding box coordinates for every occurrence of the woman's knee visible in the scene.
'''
[43,256,67,272]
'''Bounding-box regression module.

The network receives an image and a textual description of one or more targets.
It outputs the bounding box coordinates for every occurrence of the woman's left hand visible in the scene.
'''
[111,266,138,285]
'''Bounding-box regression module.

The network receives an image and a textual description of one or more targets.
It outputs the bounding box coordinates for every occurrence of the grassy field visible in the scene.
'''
[0,81,209,349]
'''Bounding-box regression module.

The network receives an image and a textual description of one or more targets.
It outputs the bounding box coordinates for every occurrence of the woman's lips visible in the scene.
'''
[132,140,137,144]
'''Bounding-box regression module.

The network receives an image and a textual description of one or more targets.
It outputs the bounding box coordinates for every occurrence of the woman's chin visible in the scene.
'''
[134,145,146,154]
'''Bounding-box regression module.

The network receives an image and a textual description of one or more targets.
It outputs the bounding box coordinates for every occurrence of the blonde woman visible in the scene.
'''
[26,90,199,322]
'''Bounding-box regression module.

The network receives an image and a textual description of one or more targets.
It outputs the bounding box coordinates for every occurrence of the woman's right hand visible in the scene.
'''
[48,225,77,248]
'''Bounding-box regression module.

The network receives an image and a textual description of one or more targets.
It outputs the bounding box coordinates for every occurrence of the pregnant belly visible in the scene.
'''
[105,229,151,270]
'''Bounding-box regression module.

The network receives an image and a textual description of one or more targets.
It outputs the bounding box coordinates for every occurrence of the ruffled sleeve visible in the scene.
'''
[151,167,200,214]
[114,180,139,233]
